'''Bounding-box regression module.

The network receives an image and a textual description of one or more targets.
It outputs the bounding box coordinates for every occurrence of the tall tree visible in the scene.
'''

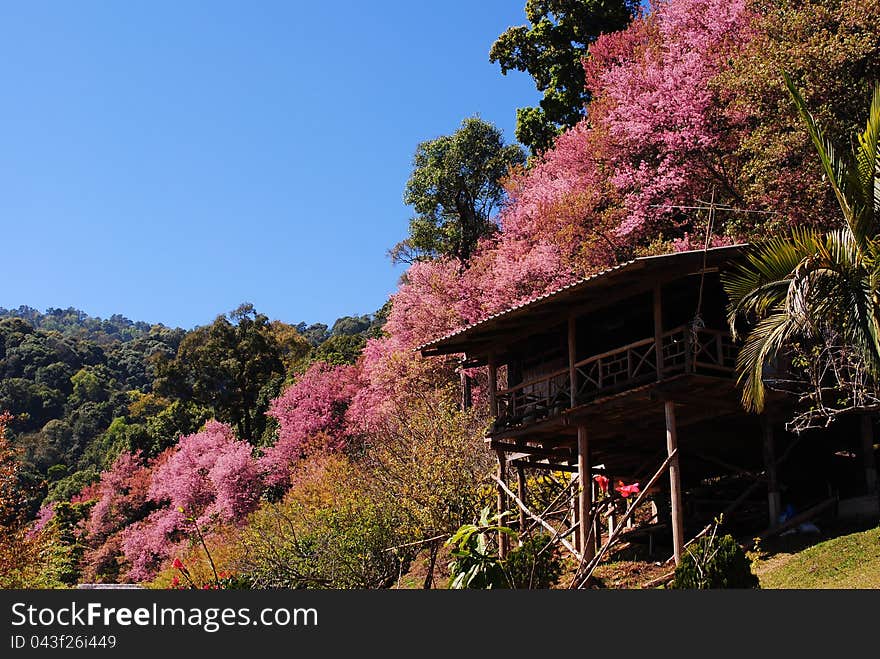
[724,76,880,426]
[155,304,284,442]
[490,0,637,155]
[391,117,525,266]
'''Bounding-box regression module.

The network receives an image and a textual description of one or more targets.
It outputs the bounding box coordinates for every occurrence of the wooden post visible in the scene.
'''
[571,473,581,552]
[653,284,664,379]
[591,477,600,556]
[664,400,684,565]
[568,315,578,407]
[487,353,498,418]
[861,415,878,494]
[459,368,472,410]
[496,448,509,558]
[762,417,781,527]
[516,464,527,536]
[577,425,594,562]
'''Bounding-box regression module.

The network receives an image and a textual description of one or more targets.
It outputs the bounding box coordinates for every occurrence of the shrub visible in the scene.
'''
[505,533,563,589]
[236,453,413,589]
[447,514,562,589]
[673,531,759,589]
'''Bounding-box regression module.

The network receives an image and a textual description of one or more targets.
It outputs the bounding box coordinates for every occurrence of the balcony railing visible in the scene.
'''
[494,325,736,431]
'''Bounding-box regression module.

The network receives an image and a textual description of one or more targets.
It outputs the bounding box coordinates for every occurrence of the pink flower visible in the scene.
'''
[615,482,641,498]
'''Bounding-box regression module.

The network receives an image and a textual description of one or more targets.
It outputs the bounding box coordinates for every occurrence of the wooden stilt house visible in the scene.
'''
[418,245,880,567]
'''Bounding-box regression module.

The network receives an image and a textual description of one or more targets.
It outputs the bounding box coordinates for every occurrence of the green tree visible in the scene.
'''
[155,304,284,442]
[311,334,366,366]
[490,0,637,154]
[724,76,880,421]
[390,116,525,266]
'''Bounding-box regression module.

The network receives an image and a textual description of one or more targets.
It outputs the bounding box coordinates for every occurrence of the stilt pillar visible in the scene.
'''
[496,448,509,558]
[762,417,781,527]
[665,400,684,565]
[577,425,594,562]
[861,415,878,494]
[516,464,527,537]
[459,368,472,410]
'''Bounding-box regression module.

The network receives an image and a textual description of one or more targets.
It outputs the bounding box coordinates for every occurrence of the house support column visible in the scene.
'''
[664,400,684,565]
[487,353,498,418]
[568,315,578,407]
[577,425,594,562]
[516,464,527,536]
[762,417,781,527]
[496,448,509,558]
[861,415,878,494]
[572,475,581,552]
[459,367,472,410]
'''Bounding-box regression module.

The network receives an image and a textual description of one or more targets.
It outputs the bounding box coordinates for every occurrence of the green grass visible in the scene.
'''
[756,526,880,589]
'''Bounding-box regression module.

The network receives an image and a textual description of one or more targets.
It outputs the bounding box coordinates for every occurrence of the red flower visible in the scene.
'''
[593,474,609,494]
[615,481,640,498]
[171,575,180,588]
[172,558,184,570]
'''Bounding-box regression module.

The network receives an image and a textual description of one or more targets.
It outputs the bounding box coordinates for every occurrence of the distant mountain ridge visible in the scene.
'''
[0,305,160,345]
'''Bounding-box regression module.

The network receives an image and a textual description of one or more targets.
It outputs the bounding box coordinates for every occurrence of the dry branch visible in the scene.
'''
[571,449,677,589]
[491,474,582,561]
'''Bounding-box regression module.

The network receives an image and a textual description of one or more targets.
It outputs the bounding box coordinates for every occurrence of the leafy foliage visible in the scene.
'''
[673,530,759,589]
[391,116,525,265]
[504,533,564,589]
[723,78,880,422]
[490,0,638,154]
[447,507,517,589]
[237,454,413,589]
[447,512,563,589]
[154,304,285,443]
[262,362,361,485]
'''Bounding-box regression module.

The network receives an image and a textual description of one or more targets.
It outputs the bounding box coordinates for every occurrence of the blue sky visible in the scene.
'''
[0,1,540,329]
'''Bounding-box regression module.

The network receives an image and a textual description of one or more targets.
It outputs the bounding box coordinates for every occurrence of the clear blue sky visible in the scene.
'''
[0,1,540,329]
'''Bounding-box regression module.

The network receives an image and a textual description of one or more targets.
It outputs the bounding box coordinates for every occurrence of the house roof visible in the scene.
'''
[416,244,747,359]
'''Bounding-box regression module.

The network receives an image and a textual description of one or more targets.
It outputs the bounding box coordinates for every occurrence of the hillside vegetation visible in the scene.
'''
[2,0,880,589]
[756,527,880,589]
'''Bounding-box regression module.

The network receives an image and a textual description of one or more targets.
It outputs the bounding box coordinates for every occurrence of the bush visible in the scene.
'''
[447,514,563,589]
[505,533,563,589]
[236,454,414,589]
[673,531,758,589]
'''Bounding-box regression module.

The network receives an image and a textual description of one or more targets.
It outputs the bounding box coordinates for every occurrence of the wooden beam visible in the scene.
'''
[459,368,472,410]
[490,441,576,461]
[568,315,578,408]
[510,460,579,473]
[861,415,878,494]
[653,284,664,379]
[577,425,594,562]
[487,353,498,418]
[664,400,684,565]
[571,449,678,588]
[491,474,581,561]
[762,417,781,527]
[516,465,527,534]
[745,498,836,550]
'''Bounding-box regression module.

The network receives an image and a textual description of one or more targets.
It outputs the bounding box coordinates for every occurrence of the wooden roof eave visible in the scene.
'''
[417,245,746,361]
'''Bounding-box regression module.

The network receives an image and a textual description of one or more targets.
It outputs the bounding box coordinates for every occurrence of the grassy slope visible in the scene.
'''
[755,527,880,589]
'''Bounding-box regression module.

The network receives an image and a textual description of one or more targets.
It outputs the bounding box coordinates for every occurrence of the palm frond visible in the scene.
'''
[735,311,799,412]
[783,72,868,245]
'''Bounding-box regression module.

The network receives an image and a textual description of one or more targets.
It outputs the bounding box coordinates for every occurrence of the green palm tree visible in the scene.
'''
[723,74,880,414]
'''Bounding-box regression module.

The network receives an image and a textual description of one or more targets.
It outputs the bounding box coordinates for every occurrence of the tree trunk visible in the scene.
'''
[422,540,440,589]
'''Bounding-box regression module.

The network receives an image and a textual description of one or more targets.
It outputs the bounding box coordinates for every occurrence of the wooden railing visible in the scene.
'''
[494,324,736,431]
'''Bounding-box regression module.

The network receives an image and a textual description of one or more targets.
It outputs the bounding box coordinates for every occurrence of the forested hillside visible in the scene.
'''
[2,0,878,590]
[0,305,384,515]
